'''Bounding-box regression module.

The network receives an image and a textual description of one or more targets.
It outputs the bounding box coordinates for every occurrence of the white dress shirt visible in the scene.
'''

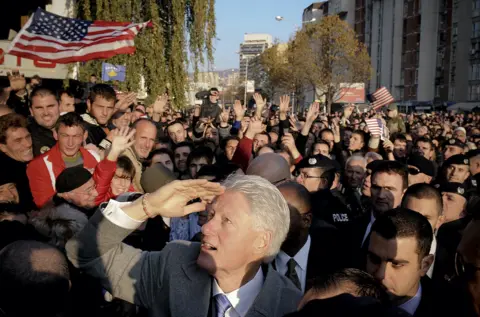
[361,213,375,246]
[399,283,422,315]
[102,200,144,229]
[212,268,264,317]
[427,235,437,278]
[274,235,311,293]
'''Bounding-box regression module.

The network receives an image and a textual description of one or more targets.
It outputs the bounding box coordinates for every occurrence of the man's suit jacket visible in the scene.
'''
[66,210,302,317]
[337,212,372,269]
[413,276,461,317]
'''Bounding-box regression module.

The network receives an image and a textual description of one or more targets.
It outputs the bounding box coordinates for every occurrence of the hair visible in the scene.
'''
[312,140,330,151]
[29,205,88,249]
[352,130,368,146]
[173,141,194,153]
[345,154,367,169]
[221,136,240,151]
[256,131,272,144]
[320,128,334,138]
[187,146,214,167]
[166,120,184,132]
[365,152,383,162]
[277,181,312,213]
[371,160,408,191]
[392,133,407,143]
[309,268,388,302]
[222,174,290,261]
[55,112,85,132]
[149,148,174,165]
[31,74,42,84]
[415,136,434,149]
[57,89,74,99]
[30,86,57,105]
[402,183,443,216]
[117,156,136,179]
[0,113,28,144]
[257,144,276,154]
[0,240,70,317]
[371,208,433,260]
[88,83,116,103]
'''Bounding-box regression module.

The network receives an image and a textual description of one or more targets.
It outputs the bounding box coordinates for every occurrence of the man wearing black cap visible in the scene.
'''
[296,154,353,229]
[442,154,471,185]
[435,182,468,224]
[444,138,465,160]
[407,155,435,186]
[54,166,99,215]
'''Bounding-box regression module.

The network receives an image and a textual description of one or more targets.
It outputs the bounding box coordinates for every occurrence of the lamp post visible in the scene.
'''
[238,53,259,104]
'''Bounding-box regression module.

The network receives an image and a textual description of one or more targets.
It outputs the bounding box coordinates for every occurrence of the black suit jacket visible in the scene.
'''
[413,276,461,317]
[338,212,372,269]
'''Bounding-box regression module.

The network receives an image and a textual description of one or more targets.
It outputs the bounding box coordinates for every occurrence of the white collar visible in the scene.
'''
[212,267,264,317]
[276,235,311,271]
[399,283,422,315]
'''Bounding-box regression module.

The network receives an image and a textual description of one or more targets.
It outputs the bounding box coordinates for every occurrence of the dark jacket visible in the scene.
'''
[0,151,35,211]
[413,276,464,317]
[27,117,56,157]
[7,90,30,118]
[310,189,357,230]
[196,91,221,119]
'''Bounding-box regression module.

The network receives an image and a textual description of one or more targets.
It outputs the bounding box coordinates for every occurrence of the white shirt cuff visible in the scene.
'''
[101,199,144,230]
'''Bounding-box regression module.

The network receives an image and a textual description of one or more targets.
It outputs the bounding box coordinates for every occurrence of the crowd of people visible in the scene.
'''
[0,72,479,317]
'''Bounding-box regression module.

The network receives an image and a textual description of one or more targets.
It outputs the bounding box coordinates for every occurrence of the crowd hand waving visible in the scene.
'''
[245,117,263,140]
[306,102,320,122]
[107,127,136,161]
[281,133,301,159]
[383,139,394,153]
[115,92,137,111]
[279,95,290,120]
[151,93,168,115]
[7,71,27,93]
[142,179,225,218]
[233,99,246,121]
[253,93,267,119]
[194,105,201,117]
[331,117,341,143]
[289,114,300,132]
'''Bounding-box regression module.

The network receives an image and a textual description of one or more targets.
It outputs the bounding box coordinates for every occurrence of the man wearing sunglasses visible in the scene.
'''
[407,155,435,186]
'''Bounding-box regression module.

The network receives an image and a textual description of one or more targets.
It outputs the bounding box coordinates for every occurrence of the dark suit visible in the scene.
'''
[432,217,471,283]
[66,209,302,316]
[338,212,372,269]
[413,276,461,317]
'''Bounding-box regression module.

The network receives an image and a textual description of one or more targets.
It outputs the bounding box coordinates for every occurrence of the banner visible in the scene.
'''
[246,80,255,93]
[102,62,126,82]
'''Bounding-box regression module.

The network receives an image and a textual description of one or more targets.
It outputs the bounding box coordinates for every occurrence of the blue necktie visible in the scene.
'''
[215,293,232,317]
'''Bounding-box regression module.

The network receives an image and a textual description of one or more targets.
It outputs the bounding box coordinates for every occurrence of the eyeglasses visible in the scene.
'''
[298,172,322,180]
[408,167,421,175]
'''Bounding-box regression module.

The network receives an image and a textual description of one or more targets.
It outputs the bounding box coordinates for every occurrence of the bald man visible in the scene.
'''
[246,152,292,185]
[0,240,71,317]
[273,182,342,293]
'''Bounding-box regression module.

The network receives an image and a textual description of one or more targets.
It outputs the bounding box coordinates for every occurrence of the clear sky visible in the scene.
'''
[211,0,316,71]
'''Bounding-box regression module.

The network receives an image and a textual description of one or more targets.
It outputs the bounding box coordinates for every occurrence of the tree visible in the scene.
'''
[75,0,216,108]
[297,15,371,113]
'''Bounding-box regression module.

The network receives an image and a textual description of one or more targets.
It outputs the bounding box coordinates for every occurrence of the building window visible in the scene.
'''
[450,86,455,100]
[473,21,480,38]
[474,0,480,10]
[470,63,480,80]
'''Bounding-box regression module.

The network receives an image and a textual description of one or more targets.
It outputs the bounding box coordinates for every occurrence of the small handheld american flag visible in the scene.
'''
[365,118,385,140]
[371,87,394,110]
[6,7,151,63]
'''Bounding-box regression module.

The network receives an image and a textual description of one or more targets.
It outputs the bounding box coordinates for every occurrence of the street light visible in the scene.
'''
[275,16,316,24]
[237,52,259,104]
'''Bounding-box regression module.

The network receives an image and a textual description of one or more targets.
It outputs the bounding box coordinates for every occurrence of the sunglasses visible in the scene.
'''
[408,167,421,175]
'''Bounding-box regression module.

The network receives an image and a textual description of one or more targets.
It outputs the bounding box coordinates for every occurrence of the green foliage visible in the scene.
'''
[75,0,216,108]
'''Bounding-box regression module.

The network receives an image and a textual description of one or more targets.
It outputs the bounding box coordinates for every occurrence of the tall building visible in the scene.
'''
[353,0,479,103]
[238,33,273,82]
[303,2,329,24]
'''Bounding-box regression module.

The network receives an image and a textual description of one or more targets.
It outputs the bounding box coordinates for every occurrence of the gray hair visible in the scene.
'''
[222,174,290,262]
[30,204,88,249]
[345,154,367,169]
[365,152,383,162]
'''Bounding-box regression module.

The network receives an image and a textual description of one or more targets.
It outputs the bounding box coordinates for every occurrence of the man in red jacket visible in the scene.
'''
[27,112,103,208]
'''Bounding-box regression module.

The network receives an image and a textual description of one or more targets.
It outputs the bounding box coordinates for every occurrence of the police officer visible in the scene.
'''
[296,154,353,230]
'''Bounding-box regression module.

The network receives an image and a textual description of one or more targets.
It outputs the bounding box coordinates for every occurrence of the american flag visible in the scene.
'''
[365,118,384,140]
[6,8,151,64]
[371,87,395,110]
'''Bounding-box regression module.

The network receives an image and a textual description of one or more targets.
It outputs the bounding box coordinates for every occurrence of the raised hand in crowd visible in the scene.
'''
[289,114,301,132]
[7,70,27,93]
[233,99,246,121]
[123,179,224,220]
[301,102,320,136]
[245,116,263,139]
[151,93,168,121]
[106,127,136,161]
[279,94,290,120]
[253,92,267,119]
[282,132,301,160]
[115,92,137,111]
[219,107,230,125]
